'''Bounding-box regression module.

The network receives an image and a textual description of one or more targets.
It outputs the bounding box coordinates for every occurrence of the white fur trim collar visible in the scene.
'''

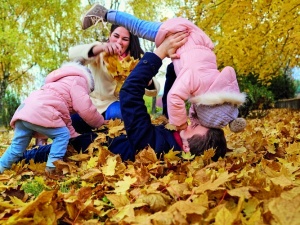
[190,91,247,106]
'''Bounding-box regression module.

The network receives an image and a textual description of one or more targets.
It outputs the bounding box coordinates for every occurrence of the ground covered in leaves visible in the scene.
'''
[0,108,300,224]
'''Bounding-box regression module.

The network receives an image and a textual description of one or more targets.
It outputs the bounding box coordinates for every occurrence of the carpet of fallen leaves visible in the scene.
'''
[1,108,300,225]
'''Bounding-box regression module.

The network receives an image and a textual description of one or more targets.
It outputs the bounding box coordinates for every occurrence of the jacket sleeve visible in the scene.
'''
[144,76,160,97]
[70,78,104,128]
[167,72,192,126]
[119,53,162,151]
[68,42,101,64]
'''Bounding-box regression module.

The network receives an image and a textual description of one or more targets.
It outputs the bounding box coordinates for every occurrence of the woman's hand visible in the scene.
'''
[92,42,122,56]
[154,31,188,60]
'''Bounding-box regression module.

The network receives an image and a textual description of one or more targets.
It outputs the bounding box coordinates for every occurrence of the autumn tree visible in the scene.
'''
[165,0,300,80]
[0,0,112,120]
[127,0,160,52]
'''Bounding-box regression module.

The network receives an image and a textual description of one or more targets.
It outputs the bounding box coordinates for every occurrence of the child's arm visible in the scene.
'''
[167,75,191,127]
[70,80,104,128]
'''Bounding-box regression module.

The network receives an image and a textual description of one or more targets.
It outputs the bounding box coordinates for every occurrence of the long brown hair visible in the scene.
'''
[187,128,228,161]
[110,24,144,60]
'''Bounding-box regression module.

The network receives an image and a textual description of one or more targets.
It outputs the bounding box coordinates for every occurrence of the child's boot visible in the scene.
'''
[82,4,108,30]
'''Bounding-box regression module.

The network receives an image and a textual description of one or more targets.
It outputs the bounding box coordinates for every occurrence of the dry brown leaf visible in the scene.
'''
[135,146,158,164]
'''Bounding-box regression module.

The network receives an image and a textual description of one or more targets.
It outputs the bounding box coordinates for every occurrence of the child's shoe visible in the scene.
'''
[82,4,108,30]
[45,166,56,174]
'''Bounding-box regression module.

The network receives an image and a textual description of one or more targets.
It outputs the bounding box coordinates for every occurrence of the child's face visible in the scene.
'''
[180,124,208,152]
[109,26,130,56]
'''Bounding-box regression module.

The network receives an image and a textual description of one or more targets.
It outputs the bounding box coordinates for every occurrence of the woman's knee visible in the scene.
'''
[105,101,122,120]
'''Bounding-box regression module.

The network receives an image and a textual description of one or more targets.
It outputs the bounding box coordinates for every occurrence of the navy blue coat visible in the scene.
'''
[22,53,181,163]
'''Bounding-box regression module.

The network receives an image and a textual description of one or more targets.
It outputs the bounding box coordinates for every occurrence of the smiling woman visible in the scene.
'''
[66,23,160,135]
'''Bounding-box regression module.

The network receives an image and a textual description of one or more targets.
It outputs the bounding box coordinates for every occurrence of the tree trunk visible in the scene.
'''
[151,96,156,114]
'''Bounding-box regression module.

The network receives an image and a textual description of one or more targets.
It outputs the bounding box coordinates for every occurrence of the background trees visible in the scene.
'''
[0,0,115,126]
[0,0,299,126]
[167,0,300,81]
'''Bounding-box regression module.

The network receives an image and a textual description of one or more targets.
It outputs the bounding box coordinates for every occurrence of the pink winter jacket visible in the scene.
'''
[155,18,245,127]
[10,62,105,138]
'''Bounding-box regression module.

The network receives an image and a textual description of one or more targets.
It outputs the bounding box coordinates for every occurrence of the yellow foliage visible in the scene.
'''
[103,53,139,97]
[176,0,300,79]
[1,109,300,223]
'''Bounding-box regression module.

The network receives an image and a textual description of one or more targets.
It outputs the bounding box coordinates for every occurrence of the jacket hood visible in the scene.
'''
[46,62,94,92]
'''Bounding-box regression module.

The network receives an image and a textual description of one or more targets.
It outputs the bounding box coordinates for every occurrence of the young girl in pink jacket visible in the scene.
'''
[0,62,105,174]
[82,5,246,132]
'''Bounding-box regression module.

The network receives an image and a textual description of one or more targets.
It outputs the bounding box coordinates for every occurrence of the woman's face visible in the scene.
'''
[109,26,130,56]
[180,124,208,152]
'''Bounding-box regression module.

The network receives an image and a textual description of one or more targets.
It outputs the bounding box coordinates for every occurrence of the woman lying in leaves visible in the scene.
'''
[18,31,228,174]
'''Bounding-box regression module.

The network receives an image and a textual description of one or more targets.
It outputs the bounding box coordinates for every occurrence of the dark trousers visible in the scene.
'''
[162,63,176,118]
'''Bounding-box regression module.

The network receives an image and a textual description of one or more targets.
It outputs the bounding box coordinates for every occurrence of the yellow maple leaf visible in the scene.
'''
[167,200,207,216]
[105,194,130,208]
[68,153,90,162]
[215,206,235,225]
[193,171,234,194]
[111,202,147,222]
[227,186,256,199]
[81,169,103,182]
[98,146,116,166]
[7,190,56,222]
[135,146,158,164]
[164,149,181,162]
[87,156,98,169]
[138,192,170,212]
[181,151,195,160]
[285,142,300,155]
[268,194,300,224]
[27,159,46,173]
[270,175,293,188]
[243,197,260,218]
[202,148,216,161]
[107,125,126,138]
[102,156,117,176]
[33,204,56,224]
[165,123,177,131]
[166,180,189,199]
[114,175,137,194]
[103,119,126,138]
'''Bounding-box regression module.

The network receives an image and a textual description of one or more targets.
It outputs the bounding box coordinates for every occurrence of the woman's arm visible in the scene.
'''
[69,42,100,64]
[69,42,123,64]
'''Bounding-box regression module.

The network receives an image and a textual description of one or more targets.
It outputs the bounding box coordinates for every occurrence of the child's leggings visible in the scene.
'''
[107,10,162,42]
